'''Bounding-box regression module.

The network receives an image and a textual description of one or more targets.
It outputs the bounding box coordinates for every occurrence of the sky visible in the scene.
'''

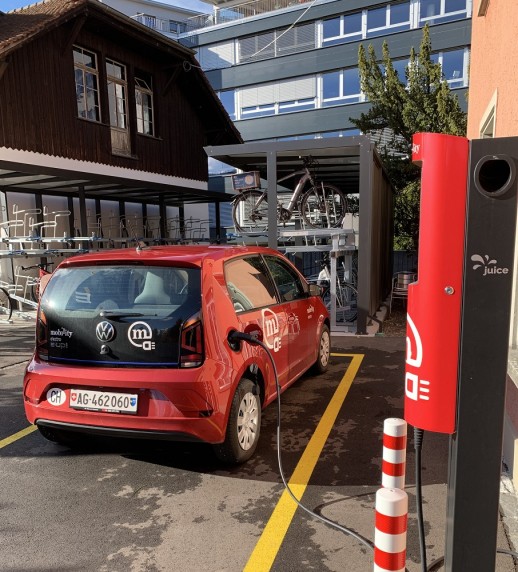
[2,0,211,13]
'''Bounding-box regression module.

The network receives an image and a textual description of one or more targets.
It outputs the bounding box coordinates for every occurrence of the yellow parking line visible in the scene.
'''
[243,353,364,572]
[0,425,37,449]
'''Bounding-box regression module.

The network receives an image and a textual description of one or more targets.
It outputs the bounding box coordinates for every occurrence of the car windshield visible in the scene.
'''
[42,265,201,318]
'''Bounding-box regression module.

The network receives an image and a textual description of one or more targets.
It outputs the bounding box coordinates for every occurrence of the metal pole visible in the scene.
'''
[445,137,518,571]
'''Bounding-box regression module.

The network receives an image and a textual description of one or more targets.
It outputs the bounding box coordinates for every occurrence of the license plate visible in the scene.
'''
[69,389,138,414]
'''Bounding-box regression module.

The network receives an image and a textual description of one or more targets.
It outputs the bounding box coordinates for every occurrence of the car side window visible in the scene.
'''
[264,255,307,303]
[224,256,278,313]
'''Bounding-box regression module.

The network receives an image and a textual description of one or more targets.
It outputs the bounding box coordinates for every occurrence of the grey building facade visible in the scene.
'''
[179,0,471,144]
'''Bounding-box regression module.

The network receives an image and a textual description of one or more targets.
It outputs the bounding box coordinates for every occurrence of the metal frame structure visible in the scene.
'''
[205,135,395,335]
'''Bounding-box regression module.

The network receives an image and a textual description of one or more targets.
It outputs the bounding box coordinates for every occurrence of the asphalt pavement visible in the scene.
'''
[1,312,518,571]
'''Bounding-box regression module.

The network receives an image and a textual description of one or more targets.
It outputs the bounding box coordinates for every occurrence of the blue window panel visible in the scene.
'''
[344,12,362,34]
[323,17,340,39]
[322,71,341,99]
[391,2,410,24]
[343,68,360,97]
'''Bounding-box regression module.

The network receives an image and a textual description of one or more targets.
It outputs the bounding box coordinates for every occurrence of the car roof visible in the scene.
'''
[58,244,281,268]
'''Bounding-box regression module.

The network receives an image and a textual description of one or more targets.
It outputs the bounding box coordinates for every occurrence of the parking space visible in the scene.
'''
[0,323,515,571]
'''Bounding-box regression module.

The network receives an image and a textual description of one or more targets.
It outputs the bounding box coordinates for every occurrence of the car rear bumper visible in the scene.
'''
[36,419,203,442]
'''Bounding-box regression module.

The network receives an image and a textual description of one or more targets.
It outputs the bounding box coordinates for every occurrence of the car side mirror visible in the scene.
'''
[309,283,322,297]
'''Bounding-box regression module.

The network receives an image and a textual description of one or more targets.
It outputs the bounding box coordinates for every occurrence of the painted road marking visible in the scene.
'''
[243,353,364,572]
[0,425,37,449]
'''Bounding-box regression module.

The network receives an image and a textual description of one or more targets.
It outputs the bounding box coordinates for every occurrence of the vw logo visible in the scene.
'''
[96,321,115,342]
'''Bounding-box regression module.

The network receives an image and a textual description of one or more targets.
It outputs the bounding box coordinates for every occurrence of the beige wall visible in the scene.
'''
[468,0,518,487]
[467,0,518,138]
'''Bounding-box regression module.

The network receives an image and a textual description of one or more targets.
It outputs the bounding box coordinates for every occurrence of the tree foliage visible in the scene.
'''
[350,25,467,250]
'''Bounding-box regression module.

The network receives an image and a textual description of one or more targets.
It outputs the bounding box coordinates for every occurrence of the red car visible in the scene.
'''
[23,245,330,463]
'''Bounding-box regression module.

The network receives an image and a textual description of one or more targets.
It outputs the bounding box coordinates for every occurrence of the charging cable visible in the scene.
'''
[228,330,374,551]
[414,427,427,572]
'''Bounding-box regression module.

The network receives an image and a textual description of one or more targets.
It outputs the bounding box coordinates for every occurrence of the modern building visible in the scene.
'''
[467,0,518,489]
[108,0,472,231]
[114,0,472,144]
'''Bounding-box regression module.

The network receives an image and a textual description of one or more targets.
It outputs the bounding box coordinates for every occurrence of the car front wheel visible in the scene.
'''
[313,324,330,374]
[213,378,261,464]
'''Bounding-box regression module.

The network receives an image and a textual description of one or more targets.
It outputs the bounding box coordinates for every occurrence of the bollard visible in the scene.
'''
[382,418,407,489]
[374,487,408,572]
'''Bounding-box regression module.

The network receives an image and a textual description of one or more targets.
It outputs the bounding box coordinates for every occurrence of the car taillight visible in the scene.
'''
[36,309,48,361]
[180,314,204,368]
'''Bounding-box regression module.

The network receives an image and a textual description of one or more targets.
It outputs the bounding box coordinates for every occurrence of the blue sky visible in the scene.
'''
[3,0,211,13]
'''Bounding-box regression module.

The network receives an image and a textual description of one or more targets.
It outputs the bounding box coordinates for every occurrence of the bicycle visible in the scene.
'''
[309,261,357,323]
[20,262,54,302]
[232,156,349,233]
[0,287,13,321]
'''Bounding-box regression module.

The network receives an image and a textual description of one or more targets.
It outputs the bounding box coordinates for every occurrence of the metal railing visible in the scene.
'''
[132,0,313,35]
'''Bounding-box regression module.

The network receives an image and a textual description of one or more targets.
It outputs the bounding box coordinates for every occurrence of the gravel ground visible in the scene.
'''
[381,306,407,337]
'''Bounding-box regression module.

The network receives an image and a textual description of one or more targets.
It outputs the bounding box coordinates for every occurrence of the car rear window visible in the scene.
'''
[40,265,201,367]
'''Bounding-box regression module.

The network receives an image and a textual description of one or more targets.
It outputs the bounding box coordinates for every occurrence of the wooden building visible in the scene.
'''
[0,0,241,243]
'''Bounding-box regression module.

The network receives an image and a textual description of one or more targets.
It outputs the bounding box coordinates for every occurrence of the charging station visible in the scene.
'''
[406,134,518,571]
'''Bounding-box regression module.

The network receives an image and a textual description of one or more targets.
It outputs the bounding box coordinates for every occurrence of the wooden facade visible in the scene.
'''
[0,0,241,183]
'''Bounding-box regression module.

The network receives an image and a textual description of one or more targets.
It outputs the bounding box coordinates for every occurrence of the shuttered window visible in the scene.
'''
[198,42,235,71]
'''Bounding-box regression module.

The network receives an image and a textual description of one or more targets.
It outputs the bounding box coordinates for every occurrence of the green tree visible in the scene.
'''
[350,25,467,250]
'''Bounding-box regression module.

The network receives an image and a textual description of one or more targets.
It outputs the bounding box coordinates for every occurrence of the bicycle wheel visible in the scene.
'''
[336,282,357,323]
[232,190,269,233]
[0,287,13,321]
[322,280,357,323]
[300,184,348,228]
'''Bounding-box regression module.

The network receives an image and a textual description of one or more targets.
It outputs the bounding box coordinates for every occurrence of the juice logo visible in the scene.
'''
[405,314,430,402]
[262,308,282,352]
[471,254,509,276]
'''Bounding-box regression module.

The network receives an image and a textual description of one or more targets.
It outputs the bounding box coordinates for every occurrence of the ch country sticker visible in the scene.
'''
[405,314,430,402]
[262,308,282,353]
[128,321,155,351]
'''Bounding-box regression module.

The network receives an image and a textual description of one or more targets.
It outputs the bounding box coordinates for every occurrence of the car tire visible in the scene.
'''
[213,378,261,464]
[37,425,83,447]
[313,324,330,374]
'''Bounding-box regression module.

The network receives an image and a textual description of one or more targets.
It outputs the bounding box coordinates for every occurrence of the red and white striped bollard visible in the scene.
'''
[382,418,407,489]
[374,487,408,572]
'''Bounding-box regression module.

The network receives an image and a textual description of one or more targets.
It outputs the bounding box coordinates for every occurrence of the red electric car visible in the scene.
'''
[23,245,330,463]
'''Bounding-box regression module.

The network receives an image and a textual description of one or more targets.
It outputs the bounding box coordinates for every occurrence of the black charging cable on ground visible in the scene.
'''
[228,330,374,551]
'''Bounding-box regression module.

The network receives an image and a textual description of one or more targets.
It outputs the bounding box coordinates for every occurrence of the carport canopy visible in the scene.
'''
[0,147,232,207]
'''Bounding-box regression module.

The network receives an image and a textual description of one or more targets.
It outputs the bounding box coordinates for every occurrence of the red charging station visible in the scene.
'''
[405,133,469,434]
[406,133,518,571]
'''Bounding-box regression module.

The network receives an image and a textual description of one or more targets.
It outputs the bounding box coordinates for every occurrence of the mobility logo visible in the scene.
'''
[262,308,282,352]
[128,321,155,351]
[405,314,430,402]
[471,254,509,276]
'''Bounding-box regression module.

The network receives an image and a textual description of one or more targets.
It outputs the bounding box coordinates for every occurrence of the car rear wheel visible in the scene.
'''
[313,324,330,374]
[213,378,261,464]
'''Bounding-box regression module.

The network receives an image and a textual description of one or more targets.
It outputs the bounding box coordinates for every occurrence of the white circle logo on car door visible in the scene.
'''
[262,308,282,352]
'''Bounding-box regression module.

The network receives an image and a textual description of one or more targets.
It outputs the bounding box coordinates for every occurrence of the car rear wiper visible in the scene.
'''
[99,311,145,318]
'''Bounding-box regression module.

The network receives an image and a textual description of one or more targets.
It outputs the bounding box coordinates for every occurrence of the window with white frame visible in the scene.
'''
[240,78,316,119]
[218,90,236,121]
[238,32,275,63]
[73,46,101,122]
[322,12,362,46]
[322,68,362,107]
[106,59,128,129]
[419,0,468,25]
[135,72,154,136]
[367,1,411,38]
[198,41,235,70]
[432,48,468,88]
